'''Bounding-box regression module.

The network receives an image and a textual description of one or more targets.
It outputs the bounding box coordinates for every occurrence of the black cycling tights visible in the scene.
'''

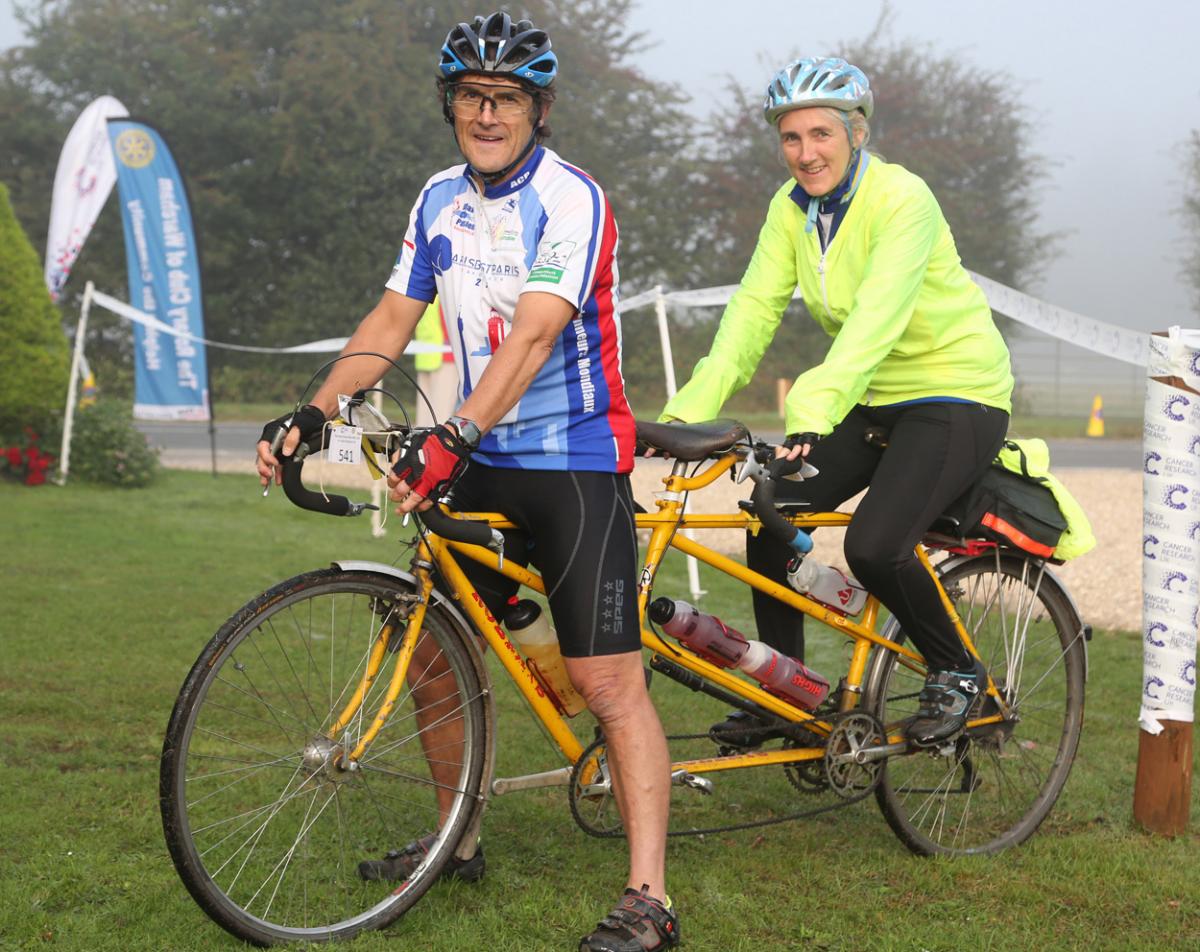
[749,401,1009,672]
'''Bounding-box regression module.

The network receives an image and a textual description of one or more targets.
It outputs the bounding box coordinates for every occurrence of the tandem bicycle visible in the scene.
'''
[160,406,1088,946]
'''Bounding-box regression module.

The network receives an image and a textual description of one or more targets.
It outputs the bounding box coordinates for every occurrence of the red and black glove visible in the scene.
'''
[391,424,472,501]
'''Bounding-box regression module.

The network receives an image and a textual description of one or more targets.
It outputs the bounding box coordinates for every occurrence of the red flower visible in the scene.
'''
[5,447,20,467]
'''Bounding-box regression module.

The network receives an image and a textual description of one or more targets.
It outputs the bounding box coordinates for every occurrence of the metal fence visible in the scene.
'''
[1007,328,1145,420]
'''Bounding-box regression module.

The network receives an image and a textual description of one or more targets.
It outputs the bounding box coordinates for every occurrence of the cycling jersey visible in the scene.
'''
[662,158,1014,436]
[387,145,635,473]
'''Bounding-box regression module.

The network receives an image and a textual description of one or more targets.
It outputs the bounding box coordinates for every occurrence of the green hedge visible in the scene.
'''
[0,182,70,442]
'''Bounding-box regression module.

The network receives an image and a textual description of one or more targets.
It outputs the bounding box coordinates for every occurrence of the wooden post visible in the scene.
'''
[1135,334,1200,836]
[1133,722,1193,835]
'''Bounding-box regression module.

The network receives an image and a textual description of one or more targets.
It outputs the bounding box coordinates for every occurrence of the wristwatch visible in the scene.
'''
[448,415,482,451]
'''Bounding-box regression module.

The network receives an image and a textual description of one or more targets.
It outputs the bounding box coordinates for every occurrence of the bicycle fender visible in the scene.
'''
[331,560,484,654]
[938,552,1089,681]
[860,553,1089,708]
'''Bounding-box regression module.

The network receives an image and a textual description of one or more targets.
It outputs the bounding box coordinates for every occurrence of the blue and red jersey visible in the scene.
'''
[387,146,635,473]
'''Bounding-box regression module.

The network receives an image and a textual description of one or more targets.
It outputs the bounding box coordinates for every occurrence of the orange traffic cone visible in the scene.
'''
[1086,395,1104,437]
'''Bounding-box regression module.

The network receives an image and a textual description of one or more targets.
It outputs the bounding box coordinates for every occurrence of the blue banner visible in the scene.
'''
[107,118,210,420]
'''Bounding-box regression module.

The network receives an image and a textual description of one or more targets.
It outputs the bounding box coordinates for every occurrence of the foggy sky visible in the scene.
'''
[4,0,1198,333]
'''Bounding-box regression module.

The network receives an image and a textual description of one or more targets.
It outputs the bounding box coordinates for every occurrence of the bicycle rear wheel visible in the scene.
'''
[161,568,488,945]
[869,552,1086,856]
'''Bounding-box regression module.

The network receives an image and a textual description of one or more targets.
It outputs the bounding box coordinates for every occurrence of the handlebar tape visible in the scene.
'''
[749,474,814,554]
[417,503,498,549]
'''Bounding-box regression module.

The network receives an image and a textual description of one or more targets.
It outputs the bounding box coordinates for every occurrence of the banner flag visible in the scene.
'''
[107,118,210,421]
[45,95,129,300]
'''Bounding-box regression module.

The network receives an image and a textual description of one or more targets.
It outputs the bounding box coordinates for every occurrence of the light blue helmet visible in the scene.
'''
[763,57,873,125]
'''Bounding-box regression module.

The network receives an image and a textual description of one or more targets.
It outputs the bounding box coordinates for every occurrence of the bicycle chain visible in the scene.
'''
[568,718,878,840]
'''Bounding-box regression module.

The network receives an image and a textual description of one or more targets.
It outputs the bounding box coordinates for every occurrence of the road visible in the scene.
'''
[136,421,1143,471]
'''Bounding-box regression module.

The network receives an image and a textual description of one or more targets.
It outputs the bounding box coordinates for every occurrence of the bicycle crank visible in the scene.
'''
[824,712,886,798]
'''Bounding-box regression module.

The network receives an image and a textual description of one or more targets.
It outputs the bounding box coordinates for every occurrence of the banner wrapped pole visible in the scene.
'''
[1134,327,1200,835]
[57,281,95,483]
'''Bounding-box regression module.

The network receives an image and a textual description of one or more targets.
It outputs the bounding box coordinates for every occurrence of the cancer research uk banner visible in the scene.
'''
[1140,328,1200,734]
[106,118,210,421]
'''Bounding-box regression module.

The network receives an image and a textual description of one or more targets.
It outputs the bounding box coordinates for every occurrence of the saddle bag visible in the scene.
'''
[941,439,1082,560]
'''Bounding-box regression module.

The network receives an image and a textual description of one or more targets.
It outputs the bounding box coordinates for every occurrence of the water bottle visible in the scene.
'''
[786,557,867,616]
[648,598,830,711]
[504,599,586,717]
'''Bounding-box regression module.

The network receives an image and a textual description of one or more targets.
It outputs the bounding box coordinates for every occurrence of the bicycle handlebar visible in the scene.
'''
[279,436,378,517]
[276,431,503,550]
[416,503,505,550]
[748,457,815,555]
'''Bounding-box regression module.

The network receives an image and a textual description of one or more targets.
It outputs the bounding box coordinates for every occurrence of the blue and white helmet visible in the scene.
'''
[439,12,558,89]
[763,57,873,125]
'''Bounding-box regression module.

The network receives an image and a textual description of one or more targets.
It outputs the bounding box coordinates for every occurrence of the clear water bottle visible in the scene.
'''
[504,599,586,717]
[648,598,830,711]
[786,557,867,616]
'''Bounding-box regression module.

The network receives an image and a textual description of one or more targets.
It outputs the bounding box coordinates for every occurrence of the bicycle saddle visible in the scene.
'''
[635,419,748,461]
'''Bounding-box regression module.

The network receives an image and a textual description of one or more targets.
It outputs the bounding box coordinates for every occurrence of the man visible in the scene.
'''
[256,13,678,952]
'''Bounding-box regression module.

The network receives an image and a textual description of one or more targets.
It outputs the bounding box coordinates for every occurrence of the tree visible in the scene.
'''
[1184,130,1200,313]
[0,181,70,441]
[0,0,705,410]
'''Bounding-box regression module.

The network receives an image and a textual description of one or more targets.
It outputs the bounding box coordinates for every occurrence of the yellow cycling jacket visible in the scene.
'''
[663,158,1014,435]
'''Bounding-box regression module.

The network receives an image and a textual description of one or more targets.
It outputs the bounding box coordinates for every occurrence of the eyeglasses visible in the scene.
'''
[447,83,535,119]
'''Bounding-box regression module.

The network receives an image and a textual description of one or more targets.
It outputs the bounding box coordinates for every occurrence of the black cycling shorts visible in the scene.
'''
[444,463,641,658]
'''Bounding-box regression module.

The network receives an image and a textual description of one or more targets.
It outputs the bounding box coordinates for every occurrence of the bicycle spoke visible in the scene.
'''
[875,555,1083,855]
[163,571,487,942]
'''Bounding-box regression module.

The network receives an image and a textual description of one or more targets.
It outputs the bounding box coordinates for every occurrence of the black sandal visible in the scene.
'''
[580,884,680,951]
[356,833,485,883]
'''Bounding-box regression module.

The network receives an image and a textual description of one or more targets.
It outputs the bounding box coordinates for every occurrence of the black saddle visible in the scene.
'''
[635,419,748,461]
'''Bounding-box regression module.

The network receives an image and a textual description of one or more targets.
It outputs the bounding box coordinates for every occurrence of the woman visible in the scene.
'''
[662,57,1013,747]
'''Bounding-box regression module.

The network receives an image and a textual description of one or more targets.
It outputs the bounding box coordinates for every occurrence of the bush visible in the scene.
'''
[0,428,56,486]
[0,182,70,442]
[69,401,162,487]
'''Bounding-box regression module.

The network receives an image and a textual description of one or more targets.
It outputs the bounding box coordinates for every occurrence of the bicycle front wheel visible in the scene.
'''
[160,568,488,945]
[870,552,1086,856]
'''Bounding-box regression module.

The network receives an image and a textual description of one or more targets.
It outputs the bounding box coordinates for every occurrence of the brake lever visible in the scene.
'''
[735,451,818,483]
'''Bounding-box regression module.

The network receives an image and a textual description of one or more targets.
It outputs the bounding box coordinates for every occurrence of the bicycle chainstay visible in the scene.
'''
[569,719,878,840]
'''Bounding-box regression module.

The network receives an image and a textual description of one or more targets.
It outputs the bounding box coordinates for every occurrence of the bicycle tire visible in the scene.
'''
[867,552,1086,856]
[160,568,488,945]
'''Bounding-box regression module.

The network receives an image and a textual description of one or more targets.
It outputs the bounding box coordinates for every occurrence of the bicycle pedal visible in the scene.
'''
[671,769,713,795]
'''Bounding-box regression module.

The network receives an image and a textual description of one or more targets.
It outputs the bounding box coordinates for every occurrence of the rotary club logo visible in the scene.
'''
[115,129,155,168]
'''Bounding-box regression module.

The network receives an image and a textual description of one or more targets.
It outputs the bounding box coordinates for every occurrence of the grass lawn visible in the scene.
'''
[1,471,1196,951]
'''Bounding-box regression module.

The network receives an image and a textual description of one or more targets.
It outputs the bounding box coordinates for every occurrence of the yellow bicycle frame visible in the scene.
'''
[327,451,1005,774]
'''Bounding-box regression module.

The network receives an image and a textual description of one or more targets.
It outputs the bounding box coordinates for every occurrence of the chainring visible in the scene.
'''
[823,711,886,799]
[568,735,624,838]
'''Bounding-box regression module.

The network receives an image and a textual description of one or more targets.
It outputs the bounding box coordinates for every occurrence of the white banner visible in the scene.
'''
[45,96,129,300]
[1140,328,1200,733]
[89,289,448,355]
[618,275,1150,368]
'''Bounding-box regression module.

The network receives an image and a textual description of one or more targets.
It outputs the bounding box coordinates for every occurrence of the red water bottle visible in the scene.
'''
[648,598,829,710]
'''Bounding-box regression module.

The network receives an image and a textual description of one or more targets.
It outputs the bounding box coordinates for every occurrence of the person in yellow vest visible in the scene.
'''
[662,57,1014,748]
[413,299,457,427]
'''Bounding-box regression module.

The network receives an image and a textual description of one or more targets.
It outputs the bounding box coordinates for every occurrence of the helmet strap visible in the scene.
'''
[803,149,869,234]
[472,126,540,187]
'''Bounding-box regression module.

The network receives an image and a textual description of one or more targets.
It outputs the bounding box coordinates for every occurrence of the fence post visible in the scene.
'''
[58,280,94,483]
[654,286,678,395]
[1134,327,1199,835]
[653,287,705,601]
